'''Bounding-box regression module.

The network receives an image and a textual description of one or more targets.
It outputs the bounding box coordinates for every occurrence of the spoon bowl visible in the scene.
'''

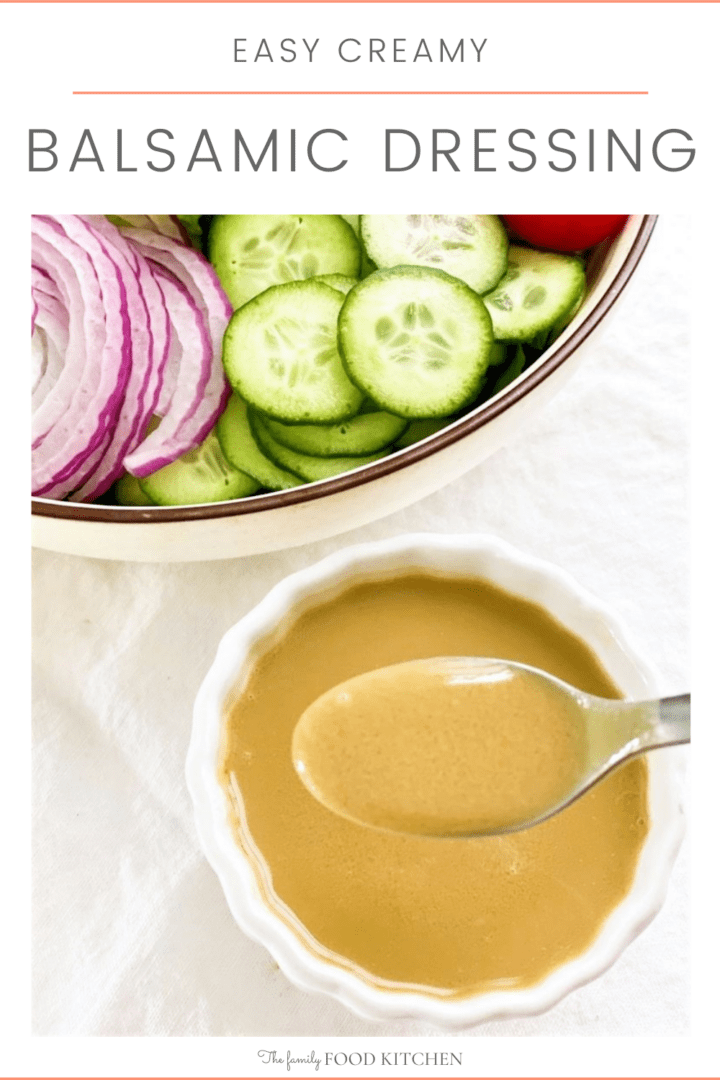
[292,657,690,837]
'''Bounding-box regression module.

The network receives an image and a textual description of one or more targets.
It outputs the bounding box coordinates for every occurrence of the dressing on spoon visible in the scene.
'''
[292,657,690,837]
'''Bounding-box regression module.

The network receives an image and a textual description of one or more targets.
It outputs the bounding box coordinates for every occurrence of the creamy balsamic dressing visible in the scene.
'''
[220,574,648,998]
[292,658,588,836]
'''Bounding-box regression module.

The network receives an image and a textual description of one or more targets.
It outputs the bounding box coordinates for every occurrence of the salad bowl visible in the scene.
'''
[32,216,656,563]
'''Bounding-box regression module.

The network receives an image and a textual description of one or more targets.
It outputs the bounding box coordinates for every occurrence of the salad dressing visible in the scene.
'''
[291,658,588,836]
[220,574,648,997]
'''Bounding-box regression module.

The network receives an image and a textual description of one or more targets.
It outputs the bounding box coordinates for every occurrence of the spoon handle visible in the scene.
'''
[586,691,690,771]
[654,693,691,747]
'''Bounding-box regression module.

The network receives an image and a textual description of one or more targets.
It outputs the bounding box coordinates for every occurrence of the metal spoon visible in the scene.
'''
[292,657,690,838]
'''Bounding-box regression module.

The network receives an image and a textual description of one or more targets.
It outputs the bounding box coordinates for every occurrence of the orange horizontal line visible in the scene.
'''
[18,1,720,4]
[74,89,649,96]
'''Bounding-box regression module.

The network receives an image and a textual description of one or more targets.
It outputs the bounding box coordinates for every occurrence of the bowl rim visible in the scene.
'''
[33,216,657,524]
[186,531,684,1027]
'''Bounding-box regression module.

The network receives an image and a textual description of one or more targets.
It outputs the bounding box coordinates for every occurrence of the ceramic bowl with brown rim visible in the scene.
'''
[32,216,656,563]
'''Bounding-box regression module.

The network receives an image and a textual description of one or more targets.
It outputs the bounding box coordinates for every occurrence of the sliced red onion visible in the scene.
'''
[112,214,155,230]
[32,327,66,408]
[31,230,108,444]
[34,428,114,500]
[31,225,108,452]
[154,310,181,416]
[32,326,49,396]
[68,216,172,503]
[32,291,70,405]
[32,288,69,404]
[32,264,62,303]
[122,266,216,475]
[33,289,69,349]
[149,215,189,244]
[120,227,231,476]
[31,218,130,496]
[114,215,188,244]
[31,215,232,501]
[119,227,231,357]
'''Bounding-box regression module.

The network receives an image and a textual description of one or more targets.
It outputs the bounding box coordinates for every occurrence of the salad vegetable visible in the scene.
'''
[31,214,230,501]
[337,266,495,418]
[30,213,624,507]
[503,215,628,253]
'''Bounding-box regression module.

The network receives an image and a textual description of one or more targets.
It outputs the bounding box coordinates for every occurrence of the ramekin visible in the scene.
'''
[186,532,684,1027]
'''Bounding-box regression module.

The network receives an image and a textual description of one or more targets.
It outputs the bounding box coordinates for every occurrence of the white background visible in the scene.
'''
[5,0,720,1074]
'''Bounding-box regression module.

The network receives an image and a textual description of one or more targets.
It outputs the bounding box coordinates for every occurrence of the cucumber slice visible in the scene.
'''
[341,215,360,236]
[360,253,378,278]
[217,394,302,490]
[264,410,407,458]
[488,341,509,366]
[314,273,357,296]
[491,344,528,394]
[222,280,364,424]
[483,246,585,342]
[360,215,508,295]
[528,287,586,351]
[250,413,384,482]
[341,215,378,277]
[138,429,260,506]
[394,417,449,449]
[209,215,361,309]
[544,286,587,348]
[115,472,155,506]
[338,267,494,419]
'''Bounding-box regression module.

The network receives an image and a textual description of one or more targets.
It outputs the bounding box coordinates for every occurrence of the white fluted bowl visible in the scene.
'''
[187,532,683,1026]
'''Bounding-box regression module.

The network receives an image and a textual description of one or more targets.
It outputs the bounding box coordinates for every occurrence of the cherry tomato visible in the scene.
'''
[502,215,628,252]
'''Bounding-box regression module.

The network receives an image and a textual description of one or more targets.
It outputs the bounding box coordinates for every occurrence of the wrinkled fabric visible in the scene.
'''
[32,216,689,1037]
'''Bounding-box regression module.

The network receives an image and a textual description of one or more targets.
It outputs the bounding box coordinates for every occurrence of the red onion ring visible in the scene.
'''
[31,214,231,500]
[120,227,231,476]
[69,216,171,503]
[31,217,131,496]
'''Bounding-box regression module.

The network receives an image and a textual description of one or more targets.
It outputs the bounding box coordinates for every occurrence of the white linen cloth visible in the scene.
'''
[32,217,689,1037]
